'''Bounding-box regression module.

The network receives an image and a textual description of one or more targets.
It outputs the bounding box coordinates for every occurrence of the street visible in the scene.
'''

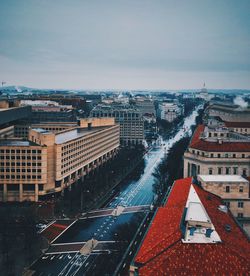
[30,107,201,276]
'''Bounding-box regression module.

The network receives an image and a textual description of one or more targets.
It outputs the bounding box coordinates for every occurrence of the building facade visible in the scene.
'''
[204,101,250,122]
[157,102,183,122]
[0,118,120,202]
[198,175,250,219]
[90,104,144,146]
[184,122,250,178]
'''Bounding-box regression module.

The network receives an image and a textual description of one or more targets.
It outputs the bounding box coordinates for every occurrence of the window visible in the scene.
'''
[225,154,228,158]
[242,154,245,158]
[226,186,230,193]
[209,168,213,175]
[226,167,230,175]
[218,167,222,174]
[242,169,247,176]
[239,186,243,193]
[210,153,214,158]
[238,202,244,208]
[233,154,236,158]
[217,153,221,158]
[233,167,238,175]
[237,213,243,218]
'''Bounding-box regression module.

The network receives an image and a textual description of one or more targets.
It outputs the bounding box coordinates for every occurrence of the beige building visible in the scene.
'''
[198,175,250,219]
[184,122,250,178]
[0,118,120,202]
[204,101,250,122]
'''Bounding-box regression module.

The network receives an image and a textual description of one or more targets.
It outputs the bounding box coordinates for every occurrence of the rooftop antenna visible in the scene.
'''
[203,82,206,88]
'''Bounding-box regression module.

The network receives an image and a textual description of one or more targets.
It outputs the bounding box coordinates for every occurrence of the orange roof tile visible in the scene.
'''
[134,178,250,275]
[189,125,250,152]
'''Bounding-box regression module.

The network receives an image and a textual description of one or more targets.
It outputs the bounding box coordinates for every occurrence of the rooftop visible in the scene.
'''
[0,140,39,147]
[32,128,52,134]
[198,175,249,183]
[189,124,250,152]
[224,121,250,128]
[133,177,250,275]
[55,126,107,144]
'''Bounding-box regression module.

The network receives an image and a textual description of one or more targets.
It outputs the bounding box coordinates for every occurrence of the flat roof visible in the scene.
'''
[0,140,39,146]
[198,175,249,183]
[55,127,107,144]
[32,128,52,134]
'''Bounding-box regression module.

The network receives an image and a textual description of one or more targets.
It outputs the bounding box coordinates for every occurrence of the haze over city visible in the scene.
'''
[0,0,250,90]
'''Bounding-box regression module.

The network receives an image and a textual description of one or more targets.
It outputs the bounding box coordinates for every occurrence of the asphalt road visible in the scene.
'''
[30,107,201,276]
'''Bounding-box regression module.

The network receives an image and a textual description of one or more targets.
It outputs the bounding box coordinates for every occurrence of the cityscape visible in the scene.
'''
[0,1,250,276]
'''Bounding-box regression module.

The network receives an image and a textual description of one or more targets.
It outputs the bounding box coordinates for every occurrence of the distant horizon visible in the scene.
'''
[1,0,250,90]
[1,83,250,93]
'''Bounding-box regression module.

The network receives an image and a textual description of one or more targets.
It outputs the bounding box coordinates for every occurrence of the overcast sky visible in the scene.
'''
[0,0,250,90]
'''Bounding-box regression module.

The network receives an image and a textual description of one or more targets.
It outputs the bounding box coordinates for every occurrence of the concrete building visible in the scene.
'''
[130,177,250,275]
[0,118,119,202]
[0,106,31,128]
[183,122,250,178]
[134,98,156,116]
[90,104,144,146]
[198,175,250,219]
[20,100,77,123]
[204,101,250,122]
[157,102,183,122]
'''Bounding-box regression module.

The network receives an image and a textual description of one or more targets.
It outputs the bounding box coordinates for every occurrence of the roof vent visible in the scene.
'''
[218,205,228,213]
[218,138,222,144]
[224,224,231,232]
[206,195,212,201]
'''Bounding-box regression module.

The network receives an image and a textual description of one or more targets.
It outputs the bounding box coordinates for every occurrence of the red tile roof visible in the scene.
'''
[224,121,250,128]
[189,124,250,152]
[134,178,250,275]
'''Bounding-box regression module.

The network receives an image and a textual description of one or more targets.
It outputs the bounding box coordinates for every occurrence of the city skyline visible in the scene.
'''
[0,0,250,90]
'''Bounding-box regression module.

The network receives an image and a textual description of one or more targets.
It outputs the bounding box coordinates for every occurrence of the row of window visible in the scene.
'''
[0,155,42,160]
[0,162,42,167]
[0,168,41,173]
[61,142,117,174]
[0,149,41,154]
[192,150,248,159]
[208,167,247,176]
[225,186,244,193]
[61,128,118,152]
[0,174,42,179]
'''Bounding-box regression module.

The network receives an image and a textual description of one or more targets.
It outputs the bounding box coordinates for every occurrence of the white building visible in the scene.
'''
[157,102,183,122]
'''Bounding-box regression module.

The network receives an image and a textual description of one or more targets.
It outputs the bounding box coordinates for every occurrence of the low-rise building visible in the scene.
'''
[0,118,119,202]
[157,102,183,122]
[130,177,250,275]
